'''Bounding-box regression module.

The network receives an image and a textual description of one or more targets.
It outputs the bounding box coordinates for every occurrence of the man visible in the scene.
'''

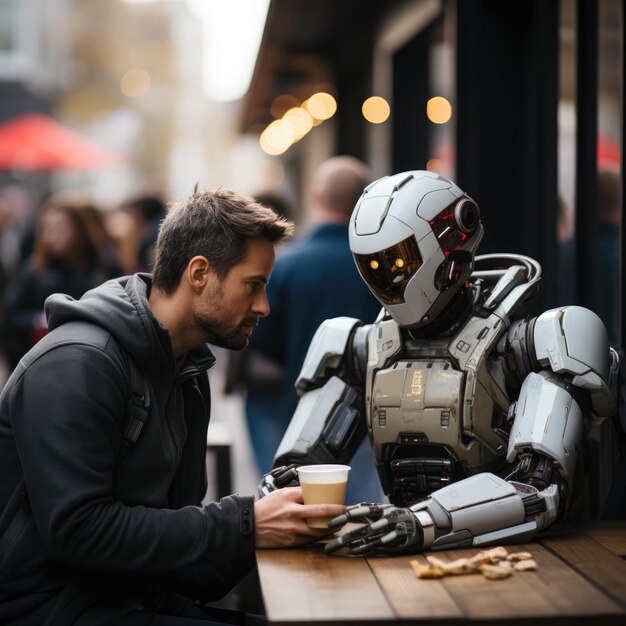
[246,156,384,503]
[0,188,346,625]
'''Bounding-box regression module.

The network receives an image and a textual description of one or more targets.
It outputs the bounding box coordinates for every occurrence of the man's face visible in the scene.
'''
[195,237,275,350]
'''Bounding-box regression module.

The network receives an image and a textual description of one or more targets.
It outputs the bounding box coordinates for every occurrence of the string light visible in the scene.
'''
[260,91,336,155]
[120,68,151,98]
[304,92,337,121]
[362,96,390,124]
[426,96,452,124]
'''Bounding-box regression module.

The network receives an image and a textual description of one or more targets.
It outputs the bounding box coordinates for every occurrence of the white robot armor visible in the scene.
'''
[270,171,620,555]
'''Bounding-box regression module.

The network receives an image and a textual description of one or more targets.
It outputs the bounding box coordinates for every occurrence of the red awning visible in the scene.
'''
[0,113,127,171]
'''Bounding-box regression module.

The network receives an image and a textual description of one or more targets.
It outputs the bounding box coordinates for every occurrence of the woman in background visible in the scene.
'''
[3,193,120,369]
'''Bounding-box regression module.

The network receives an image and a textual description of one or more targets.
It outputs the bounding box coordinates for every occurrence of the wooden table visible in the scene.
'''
[256,521,626,625]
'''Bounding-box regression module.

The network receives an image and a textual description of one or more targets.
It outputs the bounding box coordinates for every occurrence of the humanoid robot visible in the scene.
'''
[261,170,620,556]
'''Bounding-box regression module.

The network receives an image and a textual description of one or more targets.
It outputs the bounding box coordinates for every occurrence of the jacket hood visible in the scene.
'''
[44,273,204,371]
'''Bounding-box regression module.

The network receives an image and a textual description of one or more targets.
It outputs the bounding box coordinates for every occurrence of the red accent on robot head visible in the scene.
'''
[429,197,480,256]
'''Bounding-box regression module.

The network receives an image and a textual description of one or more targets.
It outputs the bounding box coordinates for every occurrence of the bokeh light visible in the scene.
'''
[260,90,338,155]
[282,107,313,140]
[362,96,390,124]
[260,120,295,155]
[304,92,337,120]
[426,158,444,173]
[270,94,300,119]
[120,68,151,98]
[301,99,323,126]
[426,96,452,124]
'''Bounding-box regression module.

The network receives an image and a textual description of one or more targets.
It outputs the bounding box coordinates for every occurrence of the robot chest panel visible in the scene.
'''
[371,359,464,451]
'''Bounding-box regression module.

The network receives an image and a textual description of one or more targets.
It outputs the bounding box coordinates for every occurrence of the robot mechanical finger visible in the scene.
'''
[328,502,393,528]
[326,506,423,555]
[257,463,299,498]
[324,519,388,554]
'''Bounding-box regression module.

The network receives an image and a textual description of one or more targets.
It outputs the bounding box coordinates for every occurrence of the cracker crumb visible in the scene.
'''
[411,547,537,580]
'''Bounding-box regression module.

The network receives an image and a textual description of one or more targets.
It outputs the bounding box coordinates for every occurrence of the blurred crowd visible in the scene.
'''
[0,189,167,374]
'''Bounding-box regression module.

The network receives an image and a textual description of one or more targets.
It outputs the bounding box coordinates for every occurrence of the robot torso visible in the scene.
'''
[366,281,525,506]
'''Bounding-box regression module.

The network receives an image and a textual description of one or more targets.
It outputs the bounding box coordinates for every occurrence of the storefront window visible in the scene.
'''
[595,0,622,346]
[427,5,455,180]
[557,0,577,305]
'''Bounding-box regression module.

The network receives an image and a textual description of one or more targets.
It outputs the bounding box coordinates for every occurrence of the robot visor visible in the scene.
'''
[354,236,422,305]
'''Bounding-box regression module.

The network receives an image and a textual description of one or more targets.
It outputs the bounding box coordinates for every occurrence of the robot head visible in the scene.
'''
[349,170,483,328]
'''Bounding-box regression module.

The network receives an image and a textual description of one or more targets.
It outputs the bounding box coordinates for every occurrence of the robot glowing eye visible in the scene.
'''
[370,259,380,270]
[395,258,405,269]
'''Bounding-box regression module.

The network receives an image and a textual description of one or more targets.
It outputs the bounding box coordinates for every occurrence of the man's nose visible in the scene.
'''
[252,290,270,318]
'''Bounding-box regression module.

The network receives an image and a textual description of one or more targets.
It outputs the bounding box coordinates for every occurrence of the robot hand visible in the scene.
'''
[258,464,300,498]
[324,503,424,556]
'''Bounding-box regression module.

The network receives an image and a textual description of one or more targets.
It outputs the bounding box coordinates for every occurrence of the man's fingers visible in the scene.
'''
[299,503,348,520]
[264,488,348,519]
[263,485,303,503]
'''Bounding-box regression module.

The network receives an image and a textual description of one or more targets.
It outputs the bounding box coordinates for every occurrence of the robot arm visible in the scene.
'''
[271,317,372,470]
[532,306,619,416]
[326,473,537,554]
[327,306,619,555]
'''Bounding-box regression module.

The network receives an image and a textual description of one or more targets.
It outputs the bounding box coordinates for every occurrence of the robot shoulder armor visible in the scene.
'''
[533,305,611,382]
[296,317,364,392]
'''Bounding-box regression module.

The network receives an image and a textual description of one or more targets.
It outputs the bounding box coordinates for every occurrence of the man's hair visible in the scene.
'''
[152,187,294,294]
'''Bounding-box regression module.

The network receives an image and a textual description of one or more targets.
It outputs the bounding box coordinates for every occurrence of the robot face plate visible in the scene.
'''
[353,236,422,305]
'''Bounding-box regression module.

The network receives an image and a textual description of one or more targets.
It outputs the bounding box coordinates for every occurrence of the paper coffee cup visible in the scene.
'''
[297,464,351,528]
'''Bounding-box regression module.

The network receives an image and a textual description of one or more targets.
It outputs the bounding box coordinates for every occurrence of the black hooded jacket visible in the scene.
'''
[0,274,256,625]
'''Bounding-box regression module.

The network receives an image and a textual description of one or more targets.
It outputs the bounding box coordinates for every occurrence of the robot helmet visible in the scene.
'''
[349,170,483,328]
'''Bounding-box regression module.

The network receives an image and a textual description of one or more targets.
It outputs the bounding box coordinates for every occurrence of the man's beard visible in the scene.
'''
[194,309,256,351]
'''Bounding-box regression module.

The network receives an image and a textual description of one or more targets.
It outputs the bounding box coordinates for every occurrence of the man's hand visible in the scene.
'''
[254,487,347,548]
[324,503,424,556]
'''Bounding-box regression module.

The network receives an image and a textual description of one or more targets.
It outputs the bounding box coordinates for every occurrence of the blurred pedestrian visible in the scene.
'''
[121,193,168,272]
[2,193,119,369]
[246,156,385,504]
[0,187,346,626]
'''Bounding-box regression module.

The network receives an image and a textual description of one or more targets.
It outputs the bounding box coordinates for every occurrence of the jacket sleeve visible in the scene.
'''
[9,343,256,574]
[150,555,256,604]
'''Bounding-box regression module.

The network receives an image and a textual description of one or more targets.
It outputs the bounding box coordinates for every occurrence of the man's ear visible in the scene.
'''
[186,256,212,293]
